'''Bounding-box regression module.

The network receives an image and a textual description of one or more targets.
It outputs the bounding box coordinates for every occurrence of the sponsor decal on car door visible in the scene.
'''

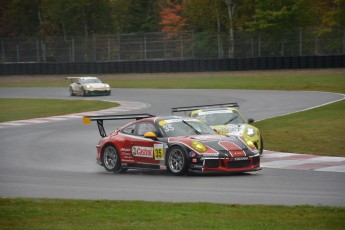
[130,137,164,165]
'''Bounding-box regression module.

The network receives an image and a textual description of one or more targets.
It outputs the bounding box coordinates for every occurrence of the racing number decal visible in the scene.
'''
[154,144,164,160]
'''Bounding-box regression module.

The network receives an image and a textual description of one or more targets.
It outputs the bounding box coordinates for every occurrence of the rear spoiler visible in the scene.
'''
[83,113,155,137]
[172,103,239,114]
[66,77,79,82]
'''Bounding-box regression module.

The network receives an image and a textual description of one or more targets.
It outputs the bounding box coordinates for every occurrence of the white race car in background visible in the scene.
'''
[66,76,111,96]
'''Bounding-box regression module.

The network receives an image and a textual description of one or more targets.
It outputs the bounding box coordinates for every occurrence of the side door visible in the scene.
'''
[130,121,164,166]
[73,78,82,94]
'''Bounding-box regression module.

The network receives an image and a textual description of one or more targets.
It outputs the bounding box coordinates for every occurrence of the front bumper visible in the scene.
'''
[190,155,261,173]
[85,89,111,96]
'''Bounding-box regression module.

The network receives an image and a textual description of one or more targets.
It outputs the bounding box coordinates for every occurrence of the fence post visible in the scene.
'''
[299,29,303,56]
[258,33,261,57]
[192,30,195,58]
[281,39,284,56]
[217,32,221,58]
[36,39,40,62]
[108,36,111,61]
[144,35,147,60]
[1,40,4,62]
[16,45,20,62]
[71,38,75,62]
[117,33,120,60]
[314,36,319,55]
[180,33,184,58]
[251,38,254,58]
[343,28,345,54]
[93,34,96,61]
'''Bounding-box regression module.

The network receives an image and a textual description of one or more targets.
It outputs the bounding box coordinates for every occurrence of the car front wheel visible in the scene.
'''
[69,87,75,96]
[101,145,122,172]
[81,89,87,97]
[166,146,189,175]
[259,138,264,155]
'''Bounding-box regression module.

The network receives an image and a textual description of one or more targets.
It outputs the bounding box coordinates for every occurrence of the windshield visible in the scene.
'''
[158,118,217,137]
[81,78,102,84]
[193,110,245,126]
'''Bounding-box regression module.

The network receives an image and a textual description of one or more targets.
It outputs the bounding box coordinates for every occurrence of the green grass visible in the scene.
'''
[0,98,118,122]
[1,74,345,93]
[1,198,344,230]
[255,100,345,157]
[108,74,345,92]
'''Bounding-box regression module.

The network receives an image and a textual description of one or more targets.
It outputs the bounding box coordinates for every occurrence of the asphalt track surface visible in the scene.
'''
[0,87,345,207]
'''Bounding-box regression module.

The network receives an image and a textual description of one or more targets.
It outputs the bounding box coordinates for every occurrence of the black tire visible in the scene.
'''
[259,138,264,155]
[101,145,122,172]
[69,87,75,96]
[166,146,189,175]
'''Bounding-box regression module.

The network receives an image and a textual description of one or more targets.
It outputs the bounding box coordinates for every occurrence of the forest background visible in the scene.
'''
[0,0,344,62]
[1,0,344,40]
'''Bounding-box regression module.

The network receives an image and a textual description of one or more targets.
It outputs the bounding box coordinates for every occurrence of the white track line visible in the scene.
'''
[0,100,150,128]
[261,150,345,173]
[256,92,345,122]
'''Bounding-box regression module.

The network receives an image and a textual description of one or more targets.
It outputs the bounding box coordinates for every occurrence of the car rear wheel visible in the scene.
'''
[166,146,189,175]
[101,145,122,172]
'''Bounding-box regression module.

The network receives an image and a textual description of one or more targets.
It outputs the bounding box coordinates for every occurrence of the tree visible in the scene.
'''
[184,0,254,57]
[0,0,42,37]
[159,0,186,37]
[0,0,15,36]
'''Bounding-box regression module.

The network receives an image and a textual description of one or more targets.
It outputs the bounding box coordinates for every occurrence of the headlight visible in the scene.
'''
[246,128,256,137]
[246,140,256,149]
[85,85,91,89]
[191,141,207,152]
[105,84,110,88]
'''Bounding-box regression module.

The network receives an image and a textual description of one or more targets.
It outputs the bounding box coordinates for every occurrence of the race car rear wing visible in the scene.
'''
[172,103,239,114]
[66,77,79,82]
[83,113,155,137]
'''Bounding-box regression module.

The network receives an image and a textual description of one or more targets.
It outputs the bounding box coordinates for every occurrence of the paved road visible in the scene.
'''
[0,87,344,206]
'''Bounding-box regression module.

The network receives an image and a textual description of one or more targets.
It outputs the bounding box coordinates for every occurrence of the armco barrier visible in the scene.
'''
[0,55,344,76]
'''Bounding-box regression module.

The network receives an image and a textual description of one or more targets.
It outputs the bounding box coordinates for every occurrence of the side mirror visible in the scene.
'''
[248,118,254,124]
[144,131,157,139]
[213,128,221,134]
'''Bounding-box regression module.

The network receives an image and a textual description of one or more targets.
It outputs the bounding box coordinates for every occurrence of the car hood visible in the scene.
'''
[83,83,108,88]
[211,124,247,136]
[168,134,257,157]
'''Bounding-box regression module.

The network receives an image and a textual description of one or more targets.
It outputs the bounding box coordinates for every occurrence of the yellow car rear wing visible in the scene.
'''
[83,113,155,137]
[171,103,239,114]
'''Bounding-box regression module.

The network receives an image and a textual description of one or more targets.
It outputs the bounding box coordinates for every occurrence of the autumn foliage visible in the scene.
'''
[159,0,186,37]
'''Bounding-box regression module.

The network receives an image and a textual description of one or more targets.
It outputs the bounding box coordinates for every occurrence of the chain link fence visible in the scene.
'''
[1,29,344,63]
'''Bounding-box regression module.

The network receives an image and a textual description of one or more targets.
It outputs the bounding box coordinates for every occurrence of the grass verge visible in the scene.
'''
[0,98,118,122]
[1,198,344,230]
[1,73,345,93]
[255,100,345,157]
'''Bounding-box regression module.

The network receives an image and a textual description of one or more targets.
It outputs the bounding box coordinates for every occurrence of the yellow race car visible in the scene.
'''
[172,103,263,154]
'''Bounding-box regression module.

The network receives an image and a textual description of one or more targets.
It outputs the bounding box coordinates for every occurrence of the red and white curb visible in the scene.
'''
[0,100,150,129]
[261,150,345,173]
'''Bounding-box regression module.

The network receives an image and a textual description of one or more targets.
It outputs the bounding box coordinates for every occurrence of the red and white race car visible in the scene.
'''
[83,114,261,175]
